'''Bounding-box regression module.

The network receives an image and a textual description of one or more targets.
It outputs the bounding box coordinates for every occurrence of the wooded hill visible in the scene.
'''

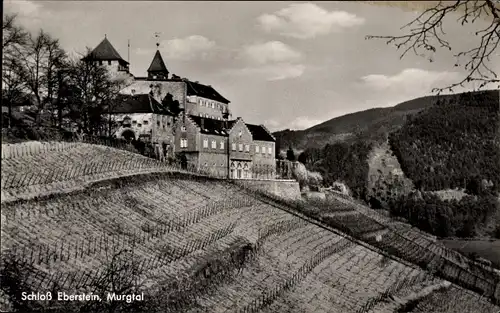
[294,90,500,239]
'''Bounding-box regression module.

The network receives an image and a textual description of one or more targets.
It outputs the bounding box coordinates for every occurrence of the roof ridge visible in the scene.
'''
[259,124,276,141]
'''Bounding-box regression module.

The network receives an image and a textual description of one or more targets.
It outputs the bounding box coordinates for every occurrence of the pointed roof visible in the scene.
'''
[147,50,168,73]
[84,37,128,64]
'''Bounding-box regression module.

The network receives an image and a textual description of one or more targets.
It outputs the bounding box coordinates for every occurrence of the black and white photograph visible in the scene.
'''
[1,0,500,312]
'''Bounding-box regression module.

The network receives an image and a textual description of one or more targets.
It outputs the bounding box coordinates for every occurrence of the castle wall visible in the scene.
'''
[121,80,187,106]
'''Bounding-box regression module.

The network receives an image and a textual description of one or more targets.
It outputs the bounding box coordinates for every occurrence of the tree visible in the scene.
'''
[62,50,129,136]
[2,14,28,128]
[366,1,500,92]
[286,146,296,161]
[16,29,67,126]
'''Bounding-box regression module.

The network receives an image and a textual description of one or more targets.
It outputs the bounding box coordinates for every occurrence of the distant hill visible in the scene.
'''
[295,89,500,239]
[273,93,469,152]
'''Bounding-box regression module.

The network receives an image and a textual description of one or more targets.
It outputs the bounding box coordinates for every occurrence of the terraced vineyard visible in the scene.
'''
[1,142,499,312]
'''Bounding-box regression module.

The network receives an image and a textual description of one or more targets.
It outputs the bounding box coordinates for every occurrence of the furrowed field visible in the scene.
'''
[1,142,499,313]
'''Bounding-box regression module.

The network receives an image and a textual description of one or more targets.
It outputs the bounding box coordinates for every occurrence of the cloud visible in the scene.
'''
[155,35,217,60]
[240,41,302,65]
[361,68,462,93]
[4,0,41,17]
[228,63,305,81]
[265,116,322,131]
[288,117,323,130]
[257,3,365,39]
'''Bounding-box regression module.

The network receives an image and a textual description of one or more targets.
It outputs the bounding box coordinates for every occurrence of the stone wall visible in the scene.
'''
[121,80,187,106]
[234,179,301,201]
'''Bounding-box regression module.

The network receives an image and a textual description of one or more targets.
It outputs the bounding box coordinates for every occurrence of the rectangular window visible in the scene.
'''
[203,139,209,148]
[220,141,224,150]
[262,146,265,154]
[239,144,243,151]
[181,126,186,132]
[180,138,188,148]
[108,60,112,65]
[211,140,216,149]
[245,144,249,152]
[268,147,272,154]
[256,146,259,153]
[211,103,215,108]
[143,120,149,125]
[232,143,236,151]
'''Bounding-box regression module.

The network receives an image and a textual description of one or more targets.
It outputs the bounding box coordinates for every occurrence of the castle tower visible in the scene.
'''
[83,35,130,74]
[147,49,169,81]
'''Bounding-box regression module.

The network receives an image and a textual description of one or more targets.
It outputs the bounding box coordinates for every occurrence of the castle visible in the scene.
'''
[84,36,277,179]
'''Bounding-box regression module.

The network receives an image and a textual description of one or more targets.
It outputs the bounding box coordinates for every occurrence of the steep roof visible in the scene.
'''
[147,50,169,73]
[110,94,173,115]
[245,123,276,142]
[188,115,235,136]
[185,80,230,104]
[84,37,128,64]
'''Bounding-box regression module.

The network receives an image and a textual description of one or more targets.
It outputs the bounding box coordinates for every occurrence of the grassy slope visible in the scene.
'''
[1,143,498,312]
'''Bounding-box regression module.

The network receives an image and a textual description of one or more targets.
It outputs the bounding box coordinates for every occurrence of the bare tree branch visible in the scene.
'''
[366,0,500,93]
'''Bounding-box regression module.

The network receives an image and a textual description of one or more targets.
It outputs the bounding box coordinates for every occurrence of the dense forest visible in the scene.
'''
[298,90,500,239]
[389,91,500,195]
[298,140,373,198]
[389,191,499,238]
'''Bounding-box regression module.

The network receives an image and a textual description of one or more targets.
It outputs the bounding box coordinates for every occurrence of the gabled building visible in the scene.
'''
[173,113,276,179]
[109,93,175,155]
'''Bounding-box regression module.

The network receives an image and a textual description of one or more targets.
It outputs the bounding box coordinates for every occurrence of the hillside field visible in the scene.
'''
[1,142,499,312]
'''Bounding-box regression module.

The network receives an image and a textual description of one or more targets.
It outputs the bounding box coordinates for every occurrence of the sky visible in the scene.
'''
[5,1,500,131]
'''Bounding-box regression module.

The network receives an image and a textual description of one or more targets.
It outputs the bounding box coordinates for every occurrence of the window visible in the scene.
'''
[144,121,149,125]
[180,138,188,148]
[238,144,243,151]
[206,114,209,118]
[156,121,160,126]
[132,120,137,124]
[199,99,202,105]
[199,113,203,117]
[98,60,103,65]
[232,143,236,151]
[211,116,214,119]
[108,60,112,65]
[211,102,215,108]
[181,126,186,132]
[238,131,242,138]
[203,139,209,148]
[220,141,224,149]
[211,140,216,149]
[256,146,260,153]
[137,123,142,127]
[245,144,250,152]
[262,146,265,154]
[268,147,272,154]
